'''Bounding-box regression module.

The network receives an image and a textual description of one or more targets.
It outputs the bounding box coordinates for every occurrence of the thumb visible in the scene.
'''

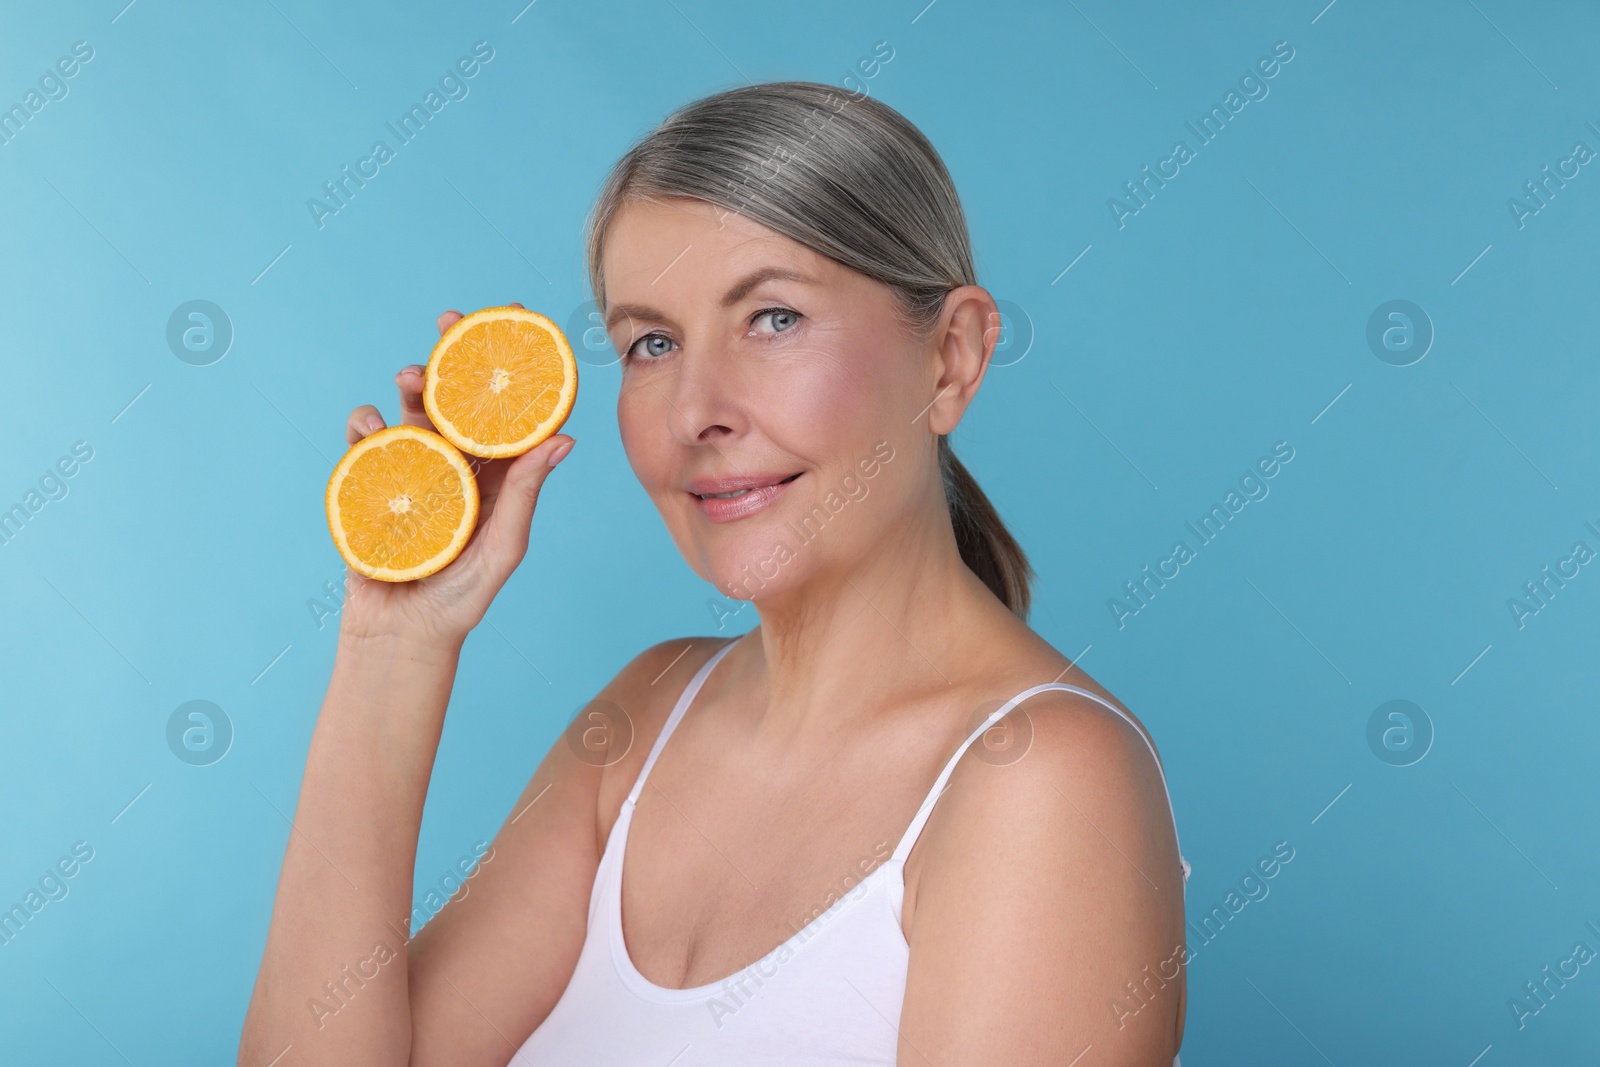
[482,434,574,564]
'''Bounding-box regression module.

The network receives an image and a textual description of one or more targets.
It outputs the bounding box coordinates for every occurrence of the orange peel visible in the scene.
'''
[423,306,578,459]
[326,424,480,582]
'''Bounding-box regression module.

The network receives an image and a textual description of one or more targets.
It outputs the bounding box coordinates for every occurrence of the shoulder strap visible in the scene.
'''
[889,683,1190,883]
[625,637,740,807]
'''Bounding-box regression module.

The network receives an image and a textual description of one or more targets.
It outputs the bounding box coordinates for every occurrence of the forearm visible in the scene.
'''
[239,631,463,1067]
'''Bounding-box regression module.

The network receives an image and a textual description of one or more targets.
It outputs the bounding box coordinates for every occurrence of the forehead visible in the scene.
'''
[601,196,832,298]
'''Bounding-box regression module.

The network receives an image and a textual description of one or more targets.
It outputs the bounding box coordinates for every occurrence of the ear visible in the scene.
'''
[925,285,1000,436]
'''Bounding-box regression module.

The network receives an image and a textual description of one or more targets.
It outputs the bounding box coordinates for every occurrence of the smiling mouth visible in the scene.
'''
[694,472,802,500]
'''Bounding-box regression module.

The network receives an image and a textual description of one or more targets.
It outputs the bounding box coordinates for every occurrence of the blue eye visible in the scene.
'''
[622,307,801,365]
[755,307,801,333]
[625,333,676,363]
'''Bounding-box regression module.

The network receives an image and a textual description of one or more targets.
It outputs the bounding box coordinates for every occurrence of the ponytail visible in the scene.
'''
[939,436,1034,619]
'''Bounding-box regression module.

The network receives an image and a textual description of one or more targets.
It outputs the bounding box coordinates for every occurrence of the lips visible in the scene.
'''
[688,471,802,523]
[688,471,802,498]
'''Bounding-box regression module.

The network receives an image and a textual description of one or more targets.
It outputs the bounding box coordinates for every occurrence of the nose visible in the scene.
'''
[661,341,744,448]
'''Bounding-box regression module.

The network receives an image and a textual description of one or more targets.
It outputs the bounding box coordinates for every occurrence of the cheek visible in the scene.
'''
[616,384,669,485]
[765,325,894,444]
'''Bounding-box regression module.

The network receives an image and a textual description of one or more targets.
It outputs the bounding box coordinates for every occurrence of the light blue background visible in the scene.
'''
[2,0,1596,1062]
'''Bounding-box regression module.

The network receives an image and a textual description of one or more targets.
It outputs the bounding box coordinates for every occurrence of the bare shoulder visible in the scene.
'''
[898,674,1188,1067]
[592,635,737,842]
[951,613,1168,774]
[990,679,1171,799]
[931,681,1176,859]
[902,640,1184,935]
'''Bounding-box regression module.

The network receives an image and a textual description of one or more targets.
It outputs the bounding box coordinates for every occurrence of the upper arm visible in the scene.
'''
[898,692,1186,1066]
[404,638,705,1066]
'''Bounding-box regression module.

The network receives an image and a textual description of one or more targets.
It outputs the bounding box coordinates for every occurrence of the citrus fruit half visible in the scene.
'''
[423,306,578,459]
[326,424,480,582]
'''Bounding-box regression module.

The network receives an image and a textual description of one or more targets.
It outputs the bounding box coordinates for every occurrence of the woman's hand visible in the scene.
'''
[337,303,575,646]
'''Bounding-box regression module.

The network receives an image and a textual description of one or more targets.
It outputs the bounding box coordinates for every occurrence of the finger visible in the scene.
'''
[395,364,433,428]
[437,310,463,336]
[480,435,575,568]
[508,301,524,309]
[347,404,385,444]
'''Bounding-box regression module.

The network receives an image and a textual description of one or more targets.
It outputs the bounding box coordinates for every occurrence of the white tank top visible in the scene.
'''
[512,637,1191,1066]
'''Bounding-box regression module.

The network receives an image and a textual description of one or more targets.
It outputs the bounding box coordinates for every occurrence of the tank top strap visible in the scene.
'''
[889,682,1191,883]
[625,637,741,807]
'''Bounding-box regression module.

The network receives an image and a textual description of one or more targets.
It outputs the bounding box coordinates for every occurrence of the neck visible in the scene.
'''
[731,491,1003,747]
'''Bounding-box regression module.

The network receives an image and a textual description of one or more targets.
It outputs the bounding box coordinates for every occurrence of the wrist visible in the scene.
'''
[324,629,464,749]
[335,627,466,667]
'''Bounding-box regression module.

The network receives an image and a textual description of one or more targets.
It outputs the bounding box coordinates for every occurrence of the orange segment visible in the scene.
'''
[325,425,480,582]
[423,306,578,459]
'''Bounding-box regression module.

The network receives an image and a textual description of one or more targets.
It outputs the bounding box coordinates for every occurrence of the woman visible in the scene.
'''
[240,80,1190,1066]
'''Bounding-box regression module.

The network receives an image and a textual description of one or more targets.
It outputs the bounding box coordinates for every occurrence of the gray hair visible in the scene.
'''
[584,80,1033,618]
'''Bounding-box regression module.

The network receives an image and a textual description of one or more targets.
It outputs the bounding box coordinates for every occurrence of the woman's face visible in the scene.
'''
[602,196,934,602]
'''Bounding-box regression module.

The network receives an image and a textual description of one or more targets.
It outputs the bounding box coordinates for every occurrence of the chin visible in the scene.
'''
[699,524,807,602]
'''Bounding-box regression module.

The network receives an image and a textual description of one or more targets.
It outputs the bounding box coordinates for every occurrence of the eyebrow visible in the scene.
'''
[604,265,816,333]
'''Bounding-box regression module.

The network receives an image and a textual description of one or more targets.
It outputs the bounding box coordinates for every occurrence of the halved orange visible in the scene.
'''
[423,306,578,459]
[326,424,480,582]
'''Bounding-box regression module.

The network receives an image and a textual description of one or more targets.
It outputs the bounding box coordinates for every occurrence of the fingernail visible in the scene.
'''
[366,415,383,431]
[547,439,574,468]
